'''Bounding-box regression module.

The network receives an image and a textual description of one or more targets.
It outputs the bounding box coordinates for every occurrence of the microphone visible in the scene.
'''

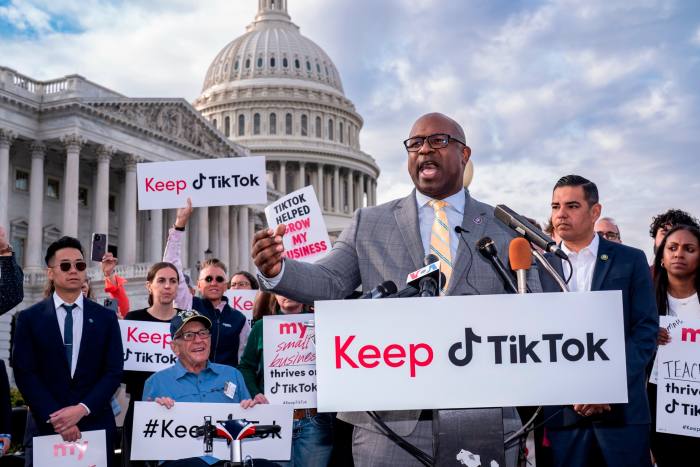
[360,281,398,299]
[404,255,445,297]
[476,236,517,294]
[494,205,568,260]
[508,237,532,294]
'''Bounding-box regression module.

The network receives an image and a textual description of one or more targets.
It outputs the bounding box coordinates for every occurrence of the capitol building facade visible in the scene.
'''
[0,0,379,358]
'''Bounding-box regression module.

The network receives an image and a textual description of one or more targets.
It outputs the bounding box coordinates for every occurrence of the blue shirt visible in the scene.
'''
[143,360,251,465]
[143,360,251,403]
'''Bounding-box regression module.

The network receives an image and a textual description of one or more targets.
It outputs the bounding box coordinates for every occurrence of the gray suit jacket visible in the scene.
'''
[269,189,542,435]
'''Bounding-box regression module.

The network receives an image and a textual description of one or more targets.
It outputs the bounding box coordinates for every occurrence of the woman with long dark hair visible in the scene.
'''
[649,225,700,466]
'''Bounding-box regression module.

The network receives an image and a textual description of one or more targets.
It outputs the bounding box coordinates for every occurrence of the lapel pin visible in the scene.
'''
[600,254,609,261]
[88,318,94,323]
[473,216,482,225]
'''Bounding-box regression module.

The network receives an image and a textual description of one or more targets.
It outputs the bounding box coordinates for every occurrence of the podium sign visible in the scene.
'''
[314,291,628,412]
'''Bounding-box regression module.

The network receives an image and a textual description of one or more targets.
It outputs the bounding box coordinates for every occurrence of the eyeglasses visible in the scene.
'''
[200,275,226,283]
[176,329,211,341]
[403,133,467,152]
[51,261,88,272]
[597,231,620,241]
[230,281,251,288]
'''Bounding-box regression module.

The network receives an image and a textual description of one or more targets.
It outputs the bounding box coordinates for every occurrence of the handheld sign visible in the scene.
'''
[120,320,176,372]
[314,291,628,412]
[131,402,293,461]
[264,186,330,263]
[656,316,700,438]
[263,315,317,408]
[136,157,266,210]
[34,430,107,467]
[224,289,258,328]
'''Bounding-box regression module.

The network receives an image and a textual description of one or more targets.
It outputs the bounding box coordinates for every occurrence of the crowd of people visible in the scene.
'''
[0,112,698,467]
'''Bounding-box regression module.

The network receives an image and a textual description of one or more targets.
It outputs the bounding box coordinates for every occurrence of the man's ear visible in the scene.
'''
[462,145,471,166]
[592,203,602,222]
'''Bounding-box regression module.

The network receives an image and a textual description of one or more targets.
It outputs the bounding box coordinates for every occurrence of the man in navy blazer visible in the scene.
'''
[12,236,123,463]
[539,175,658,467]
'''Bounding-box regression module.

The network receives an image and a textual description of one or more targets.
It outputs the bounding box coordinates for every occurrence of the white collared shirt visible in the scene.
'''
[415,189,466,262]
[53,292,84,378]
[561,234,599,292]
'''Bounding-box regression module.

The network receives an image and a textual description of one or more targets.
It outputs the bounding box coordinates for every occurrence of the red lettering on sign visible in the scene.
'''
[334,336,434,377]
[144,177,187,195]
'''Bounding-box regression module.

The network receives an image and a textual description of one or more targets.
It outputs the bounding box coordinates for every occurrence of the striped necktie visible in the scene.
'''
[427,199,452,294]
[62,303,77,372]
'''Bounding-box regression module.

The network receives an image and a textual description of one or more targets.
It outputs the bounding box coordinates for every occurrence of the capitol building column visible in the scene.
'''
[93,145,113,243]
[333,166,340,213]
[229,207,239,274]
[278,161,286,194]
[346,170,354,213]
[120,155,138,265]
[298,162,306,190]
[316,163,324,209]
[61,134,85,238]
[237,207,249,272]
[0,129,16,229]
[26,141,46,271]
[218,206,230,268]
[197,206,209,264]
[147,210,163,263]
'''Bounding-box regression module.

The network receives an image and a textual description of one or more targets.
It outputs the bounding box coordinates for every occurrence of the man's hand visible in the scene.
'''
[253,393,269,404]
[573,403,611,417]
[49,405,88,433]
[101,252,118,278]
[658,328,671,345]
[155,397,176,409]
[175,198,193,229]
[251,224,286,277]
[240,399,258,409]
[59,426,81,443]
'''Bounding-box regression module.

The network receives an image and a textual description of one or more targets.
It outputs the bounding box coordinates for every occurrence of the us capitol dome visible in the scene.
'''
[194,0,380,236]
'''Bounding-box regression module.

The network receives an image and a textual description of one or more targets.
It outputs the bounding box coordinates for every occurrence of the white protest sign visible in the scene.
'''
[131,402,293,461]
[224,289,258,328]
[264,185,330,263]
[120,320,177,372]
[136,156,266,210]
[656,316,700,437]
[263,314,317,408]
[315,291,628,412]
[34,430,107,467]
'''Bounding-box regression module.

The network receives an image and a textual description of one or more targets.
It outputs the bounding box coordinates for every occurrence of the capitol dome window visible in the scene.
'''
[238,115,245,136]
[315,117,321,138]
[245,58,251,69]
[328,118,334,140]
[294,59,300,69]
[301,115,308,136]
[234,60,239,70]
[316,63,321,73]
[269,113,277,135]
[306,61,311,71]
[254,113,261,135]
[285,113,292,135]
[283,57,288,68]
[339,122,344,143]
[257,57,263,68]
[270,57,276,68]
[212,118,218,129]
[224,116,231,137]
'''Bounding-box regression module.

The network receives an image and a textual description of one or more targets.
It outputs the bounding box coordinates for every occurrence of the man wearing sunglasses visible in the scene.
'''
[253,113,542,467]
[13,236,123,465]
[163,198,250,369]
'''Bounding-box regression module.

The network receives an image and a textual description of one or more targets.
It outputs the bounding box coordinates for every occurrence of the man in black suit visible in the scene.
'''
[12,236,123,464]
[539,175,658,467]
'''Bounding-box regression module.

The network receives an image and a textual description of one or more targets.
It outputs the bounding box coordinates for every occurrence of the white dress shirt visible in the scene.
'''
[415,189,465,262]
[52,292,84,378]
[561,234,599,292]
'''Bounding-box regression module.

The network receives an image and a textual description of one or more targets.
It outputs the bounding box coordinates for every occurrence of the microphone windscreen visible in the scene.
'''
[509,237,532,270]
[381,280,398,295]
[476,236,493,252]
[424,254,439,265]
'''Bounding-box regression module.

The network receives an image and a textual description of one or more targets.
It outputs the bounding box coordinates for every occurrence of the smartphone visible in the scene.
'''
[104,298,119,314]
[91,233,107,262]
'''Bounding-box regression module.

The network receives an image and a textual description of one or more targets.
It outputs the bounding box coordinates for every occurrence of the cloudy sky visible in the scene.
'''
[1,0,699,258]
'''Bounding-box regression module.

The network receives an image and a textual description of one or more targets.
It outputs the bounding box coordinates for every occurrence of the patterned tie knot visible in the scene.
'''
[428,199,448,212]
[62,303,77,313]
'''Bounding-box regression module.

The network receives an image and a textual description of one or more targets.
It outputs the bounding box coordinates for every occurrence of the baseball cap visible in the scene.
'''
[170,309,212,337]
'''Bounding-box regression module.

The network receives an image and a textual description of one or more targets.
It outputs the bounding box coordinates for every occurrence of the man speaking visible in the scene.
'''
[252,113,542,466]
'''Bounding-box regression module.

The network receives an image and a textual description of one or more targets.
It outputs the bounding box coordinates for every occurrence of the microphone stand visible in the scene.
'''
[531,249,569,292]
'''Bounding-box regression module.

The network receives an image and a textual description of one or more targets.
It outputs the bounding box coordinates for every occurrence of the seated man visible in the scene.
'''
[143,309,256,467]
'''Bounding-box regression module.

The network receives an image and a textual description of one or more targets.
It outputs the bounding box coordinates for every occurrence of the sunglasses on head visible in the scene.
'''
[53,261,87,272]
[201,275,226,283]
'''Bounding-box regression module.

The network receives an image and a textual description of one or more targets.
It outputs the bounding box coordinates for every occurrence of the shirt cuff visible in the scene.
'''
[79,403,91,415]
[256,260,286,289]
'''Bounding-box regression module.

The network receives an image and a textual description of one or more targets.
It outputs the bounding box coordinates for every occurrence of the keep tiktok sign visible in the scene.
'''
[314,291,628,412]
[136,157,267,210]
[264,186,330,263]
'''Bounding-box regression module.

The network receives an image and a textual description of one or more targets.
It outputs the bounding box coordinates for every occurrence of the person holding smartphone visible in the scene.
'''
[101,252,129,317]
